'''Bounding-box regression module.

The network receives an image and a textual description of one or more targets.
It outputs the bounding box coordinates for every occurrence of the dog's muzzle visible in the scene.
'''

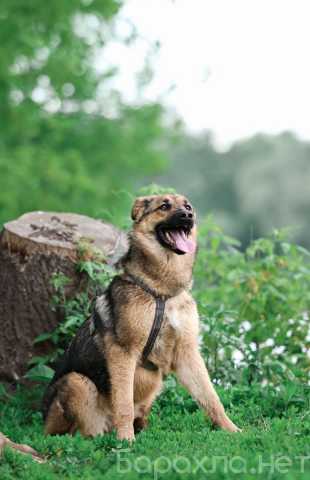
[155,210,196,255]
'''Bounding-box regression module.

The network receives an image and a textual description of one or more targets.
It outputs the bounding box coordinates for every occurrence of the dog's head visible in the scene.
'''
[131,194,197,255]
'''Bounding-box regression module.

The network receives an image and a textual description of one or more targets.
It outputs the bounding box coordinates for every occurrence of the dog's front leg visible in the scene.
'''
[174,343,241,432]
[106,343,138,441]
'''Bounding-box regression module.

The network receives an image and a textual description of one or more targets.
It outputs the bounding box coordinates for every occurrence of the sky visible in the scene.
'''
[99,0,310,149]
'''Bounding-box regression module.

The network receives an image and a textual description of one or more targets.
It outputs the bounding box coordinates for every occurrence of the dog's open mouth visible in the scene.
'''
[156,220,196,255]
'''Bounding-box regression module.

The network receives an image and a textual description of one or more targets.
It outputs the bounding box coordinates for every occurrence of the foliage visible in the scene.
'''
[0,383,309,479]
[0,1,169,228]
[137,183,177,196]
[195,217,310,386]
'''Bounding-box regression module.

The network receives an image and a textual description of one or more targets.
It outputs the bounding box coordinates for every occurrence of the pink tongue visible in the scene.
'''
[170,230,196,254]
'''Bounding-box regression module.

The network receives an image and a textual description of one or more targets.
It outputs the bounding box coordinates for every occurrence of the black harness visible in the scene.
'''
[126,273,169,364]
[93,274,170,371]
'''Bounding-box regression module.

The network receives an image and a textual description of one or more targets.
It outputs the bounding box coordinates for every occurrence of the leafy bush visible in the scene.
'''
[195,217,310,386]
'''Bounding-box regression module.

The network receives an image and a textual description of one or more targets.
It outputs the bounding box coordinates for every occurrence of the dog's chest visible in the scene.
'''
[160,293,198,342]
[149,294,197,372]
[165,303,183,331]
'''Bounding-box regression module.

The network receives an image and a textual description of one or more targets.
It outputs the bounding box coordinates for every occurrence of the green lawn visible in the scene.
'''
[0,382,309,480]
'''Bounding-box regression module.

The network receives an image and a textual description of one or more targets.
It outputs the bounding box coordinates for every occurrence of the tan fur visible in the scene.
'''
[44,194,240,440]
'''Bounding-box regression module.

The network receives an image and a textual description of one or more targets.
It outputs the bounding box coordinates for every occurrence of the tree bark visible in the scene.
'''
[0,212,128,381]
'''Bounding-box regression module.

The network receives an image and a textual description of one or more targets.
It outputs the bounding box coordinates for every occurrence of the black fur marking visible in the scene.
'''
[105,282,116,336]
[42,296,113,420]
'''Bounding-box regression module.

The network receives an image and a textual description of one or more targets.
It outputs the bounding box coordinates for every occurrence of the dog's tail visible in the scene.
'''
[41,381,58,421]
[41,353,71,420]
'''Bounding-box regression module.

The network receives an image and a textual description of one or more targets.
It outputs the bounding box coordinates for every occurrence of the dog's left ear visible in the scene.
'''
[131,196,155,222]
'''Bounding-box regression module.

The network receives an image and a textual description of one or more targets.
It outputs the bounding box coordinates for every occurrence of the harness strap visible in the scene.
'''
[124,273,161,299]
[142,296,166,362]
[124,273,170,363]
[92,273,171,368]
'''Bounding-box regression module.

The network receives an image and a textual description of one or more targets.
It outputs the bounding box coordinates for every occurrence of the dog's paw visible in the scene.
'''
[224,422,242,433]
[212,413,242,433]
[117,427,135,442]
[219,417,242,433]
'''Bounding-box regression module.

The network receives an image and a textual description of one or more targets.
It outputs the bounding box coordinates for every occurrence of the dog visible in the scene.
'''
[42,194,240,440]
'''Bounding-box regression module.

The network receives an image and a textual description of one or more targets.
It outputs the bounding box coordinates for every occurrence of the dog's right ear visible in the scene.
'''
[131,196,155,222]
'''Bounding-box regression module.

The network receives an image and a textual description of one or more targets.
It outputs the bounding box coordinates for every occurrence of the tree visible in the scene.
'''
[0,1,168,227]
[159,131,310,248]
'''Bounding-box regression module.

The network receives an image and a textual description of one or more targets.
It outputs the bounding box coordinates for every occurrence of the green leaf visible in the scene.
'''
[0,383,7,397]
[25,365,55,383]
[33,332,53,344]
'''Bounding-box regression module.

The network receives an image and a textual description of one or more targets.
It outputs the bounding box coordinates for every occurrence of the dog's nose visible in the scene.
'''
[178,210,193,219]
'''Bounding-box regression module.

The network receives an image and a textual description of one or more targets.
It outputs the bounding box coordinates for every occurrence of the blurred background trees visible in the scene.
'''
[0,0,309,248]
[0,0,168,226]
[156,130,310,247]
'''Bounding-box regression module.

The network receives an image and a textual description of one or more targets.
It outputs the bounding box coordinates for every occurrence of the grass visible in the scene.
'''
[0,382,309,479]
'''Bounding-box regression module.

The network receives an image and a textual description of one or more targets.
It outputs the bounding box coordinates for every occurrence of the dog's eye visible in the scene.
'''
[160,203,170,211]
[185,204,192,211]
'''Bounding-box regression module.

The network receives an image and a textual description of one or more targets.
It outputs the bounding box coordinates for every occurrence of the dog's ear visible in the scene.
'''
[131,196,155,222]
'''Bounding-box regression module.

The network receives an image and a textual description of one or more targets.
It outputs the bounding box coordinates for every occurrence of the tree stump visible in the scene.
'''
[0,212,128,382]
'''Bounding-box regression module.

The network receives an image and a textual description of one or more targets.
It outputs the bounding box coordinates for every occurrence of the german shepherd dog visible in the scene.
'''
[42,194,240,440]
